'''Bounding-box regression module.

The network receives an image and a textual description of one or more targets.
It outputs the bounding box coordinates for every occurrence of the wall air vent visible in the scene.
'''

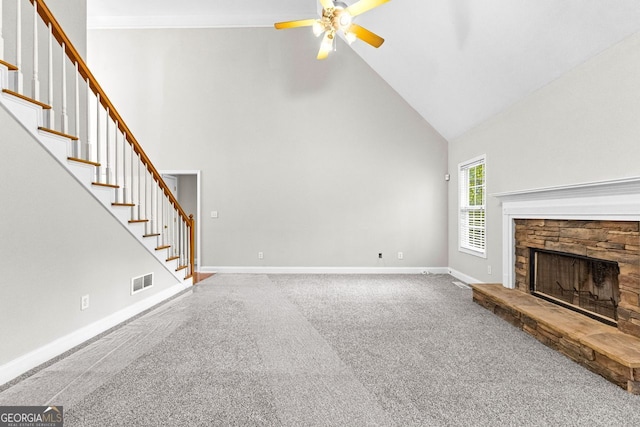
[131,273,154,295]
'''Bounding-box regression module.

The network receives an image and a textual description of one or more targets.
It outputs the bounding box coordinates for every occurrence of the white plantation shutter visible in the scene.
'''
[459,155,486,257]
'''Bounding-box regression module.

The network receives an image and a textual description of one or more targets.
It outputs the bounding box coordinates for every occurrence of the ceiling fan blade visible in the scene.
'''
[345,0,390,17]
[317,32,333,60]
[349,24,385,48]
[274,18,317,30]
[319,0,334,10]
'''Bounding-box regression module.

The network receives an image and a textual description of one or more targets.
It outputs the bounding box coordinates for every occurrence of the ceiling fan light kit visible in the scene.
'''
[274,0,390,60]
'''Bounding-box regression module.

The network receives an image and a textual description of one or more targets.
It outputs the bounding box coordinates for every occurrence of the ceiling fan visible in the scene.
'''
[274,0,390,60]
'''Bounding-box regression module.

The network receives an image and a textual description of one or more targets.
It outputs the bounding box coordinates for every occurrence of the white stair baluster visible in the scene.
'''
[170,205,175,258]
[15,0,22,92]
[95,93,101,182]
[145,165,150,234]
[74,61,80,157]
[130,143,135,207]
[170,200,174,252]
[176,214,180,263]
[173,207,178,259]
[185,219,189,269]
[150,178,156,235]
[122,132,128,204]
[164,200,168,249]
[137,152,142,220]
[61,42,68,133]
[185,219,189,272]
[178,217,182,265]
[105,108,111,184]
[46,23,54,128]
[85,78,92,161]
[32,1,39,100]
[183,219,187,267]
[170,204,174,257]
[154,181,159,235]
[161,188,166,246]
[114,121,120,203]
[180,219,185,267]
[186,220,190,274]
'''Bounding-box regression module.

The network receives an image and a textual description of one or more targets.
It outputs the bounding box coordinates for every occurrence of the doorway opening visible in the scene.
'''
[160,170,201,273]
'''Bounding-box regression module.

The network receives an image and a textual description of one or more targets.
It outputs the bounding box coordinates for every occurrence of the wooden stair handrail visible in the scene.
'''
[30,0,189,223]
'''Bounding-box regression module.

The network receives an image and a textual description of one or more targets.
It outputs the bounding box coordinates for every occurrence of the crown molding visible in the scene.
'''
[87,14,309,30]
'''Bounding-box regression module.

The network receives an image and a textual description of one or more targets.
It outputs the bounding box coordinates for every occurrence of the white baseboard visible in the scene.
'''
[200,266,450,275]
[0,281,191,387]
[447,268,484,285]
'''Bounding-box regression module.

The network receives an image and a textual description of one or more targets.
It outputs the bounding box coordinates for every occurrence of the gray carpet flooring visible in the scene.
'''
[2,273,640,426]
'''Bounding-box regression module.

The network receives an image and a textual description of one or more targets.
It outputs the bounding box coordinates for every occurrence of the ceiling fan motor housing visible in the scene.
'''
[323,2,352,33]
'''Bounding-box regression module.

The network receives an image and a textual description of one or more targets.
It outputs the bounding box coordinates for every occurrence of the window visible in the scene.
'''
[459,155,486,257]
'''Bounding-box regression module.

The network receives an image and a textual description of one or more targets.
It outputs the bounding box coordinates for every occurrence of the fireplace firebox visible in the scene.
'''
[530,248,620,326]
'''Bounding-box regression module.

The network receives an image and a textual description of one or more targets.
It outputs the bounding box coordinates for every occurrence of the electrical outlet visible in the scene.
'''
[81,295,90,311]
[378,253,383,259]
[211,211,218,218]
[398,252,404,260]
[487,265,492,275]
[258,252,264,260]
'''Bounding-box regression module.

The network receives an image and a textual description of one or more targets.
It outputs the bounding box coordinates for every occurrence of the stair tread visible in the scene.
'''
[92,182,119,189]
[2,89,52,109]
[143,233,160,238]
[68,157,100,167]
[39,126,79,140]
[112,202,135,207]
[128,219,149,223]
[0,59,18,71]
[156,245,171,251]
[166,256,179,261]
[176,265,188,272]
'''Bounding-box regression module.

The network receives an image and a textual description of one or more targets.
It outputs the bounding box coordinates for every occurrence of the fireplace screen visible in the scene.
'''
[530,249,620,323]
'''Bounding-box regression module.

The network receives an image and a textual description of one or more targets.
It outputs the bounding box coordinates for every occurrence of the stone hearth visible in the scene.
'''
[473,284,640,394]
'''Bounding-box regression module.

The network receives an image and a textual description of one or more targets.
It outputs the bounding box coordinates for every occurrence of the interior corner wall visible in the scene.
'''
[448,31,640,284]
[87,27,449,269]
[0,104,180,368]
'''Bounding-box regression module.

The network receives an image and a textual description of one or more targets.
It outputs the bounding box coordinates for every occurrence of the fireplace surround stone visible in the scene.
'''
[515,218,639,336]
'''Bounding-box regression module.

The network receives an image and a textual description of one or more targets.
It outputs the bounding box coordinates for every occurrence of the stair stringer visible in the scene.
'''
[0,66,192,286]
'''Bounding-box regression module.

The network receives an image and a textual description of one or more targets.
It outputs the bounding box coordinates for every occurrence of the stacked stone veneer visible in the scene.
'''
[514,219,640,338]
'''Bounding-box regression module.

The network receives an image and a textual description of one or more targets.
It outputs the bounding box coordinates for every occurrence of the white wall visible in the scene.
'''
[87,27,449,269]
[0,104,180,367]
[448,31,640,284]
[46,0,87,57]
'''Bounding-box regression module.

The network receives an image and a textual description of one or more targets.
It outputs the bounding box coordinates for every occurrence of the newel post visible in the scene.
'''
[189,214,195,280]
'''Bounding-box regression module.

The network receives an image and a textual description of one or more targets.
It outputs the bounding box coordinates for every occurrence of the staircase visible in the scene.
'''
[0,0,194,286]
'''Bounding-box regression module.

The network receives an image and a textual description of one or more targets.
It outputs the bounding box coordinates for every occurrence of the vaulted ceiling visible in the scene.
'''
[88,0,640,141]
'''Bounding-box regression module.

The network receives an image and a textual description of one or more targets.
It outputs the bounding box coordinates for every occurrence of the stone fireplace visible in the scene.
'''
[497,178,640,339]
[471,178,640,394]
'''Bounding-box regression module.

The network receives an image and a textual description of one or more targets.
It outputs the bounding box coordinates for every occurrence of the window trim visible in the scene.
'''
[458,154,487,258]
